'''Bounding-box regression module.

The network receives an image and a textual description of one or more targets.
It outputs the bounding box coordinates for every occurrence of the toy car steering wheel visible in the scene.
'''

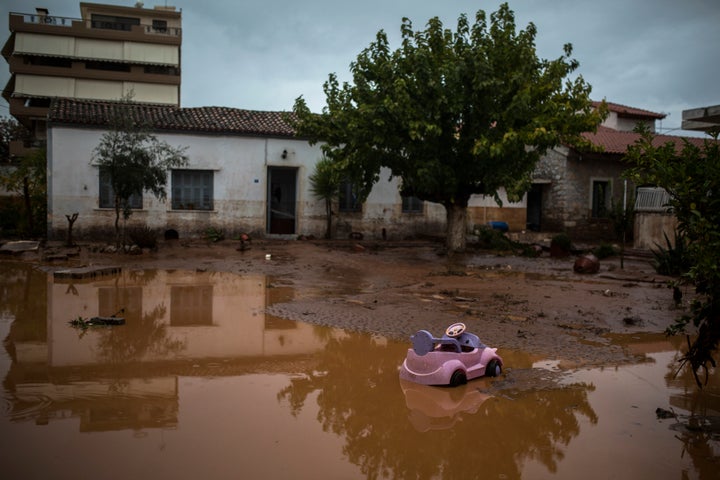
[445,322,466,338]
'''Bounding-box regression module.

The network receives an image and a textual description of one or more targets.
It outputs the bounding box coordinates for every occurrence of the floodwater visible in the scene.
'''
[0,262,718,480]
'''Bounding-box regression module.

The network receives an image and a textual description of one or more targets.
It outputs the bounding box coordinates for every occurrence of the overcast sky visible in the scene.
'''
[2,0,718,136]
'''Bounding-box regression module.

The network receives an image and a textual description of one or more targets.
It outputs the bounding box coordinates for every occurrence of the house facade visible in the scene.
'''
[48,98,705,244]
[47,99,458,241]
[526,102,692,241]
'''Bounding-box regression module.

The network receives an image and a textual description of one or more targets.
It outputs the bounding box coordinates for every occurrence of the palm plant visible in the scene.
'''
[309,156,340,239]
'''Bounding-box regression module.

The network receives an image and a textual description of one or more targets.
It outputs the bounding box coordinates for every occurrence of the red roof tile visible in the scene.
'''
[592,101,666,120]
[582,125,709,154]
[48,98,297,137]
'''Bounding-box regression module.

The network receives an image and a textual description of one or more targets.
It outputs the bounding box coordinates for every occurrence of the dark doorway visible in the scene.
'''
[267,167,297,235]
[526,184,543,231]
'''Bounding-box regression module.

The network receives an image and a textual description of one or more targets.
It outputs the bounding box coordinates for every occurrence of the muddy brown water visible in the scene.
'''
[0,262,718,479]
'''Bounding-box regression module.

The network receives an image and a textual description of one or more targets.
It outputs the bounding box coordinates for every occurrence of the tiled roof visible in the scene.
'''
[592,101,666,119]
[48,98,297,137]
[582,125,708,155]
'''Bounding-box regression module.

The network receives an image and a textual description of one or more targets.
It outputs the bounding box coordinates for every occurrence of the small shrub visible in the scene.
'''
[593,243,617,259]
[550,233,572,257]
[127,226,157,249]
[204,227,225,243]
[475,226,514,251]
[651,231,690,276]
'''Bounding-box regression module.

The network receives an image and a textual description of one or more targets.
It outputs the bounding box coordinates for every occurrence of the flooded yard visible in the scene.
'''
[1,247,718,479]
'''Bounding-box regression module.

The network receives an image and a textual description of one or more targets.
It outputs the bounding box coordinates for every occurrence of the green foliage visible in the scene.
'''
[309,155,341,238]
[550,233,572,252]
[127,225,158,249]
[593,243,618,259]
[292,3,605,253]
[624,125,720,386]
[204,227,225,243]
[92,94,188,245]
[0,147,47,237]
[650,231,690,276]
[474,226,514,251]
[0,116,31,161]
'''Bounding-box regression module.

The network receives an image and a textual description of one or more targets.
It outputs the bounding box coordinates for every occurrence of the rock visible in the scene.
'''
[573,253,600,274]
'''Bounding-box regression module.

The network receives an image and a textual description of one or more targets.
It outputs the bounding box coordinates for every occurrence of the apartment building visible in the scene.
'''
[2,2,181,151]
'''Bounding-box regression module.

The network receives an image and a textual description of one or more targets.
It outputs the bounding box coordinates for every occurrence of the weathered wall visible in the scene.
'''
[46,126,453,241]
[532,147,631,240]
[634,212,678,250]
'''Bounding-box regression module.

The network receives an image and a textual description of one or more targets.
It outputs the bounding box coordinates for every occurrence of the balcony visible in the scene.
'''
[9,12,182,38]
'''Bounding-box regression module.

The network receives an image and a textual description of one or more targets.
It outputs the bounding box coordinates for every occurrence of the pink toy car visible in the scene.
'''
[399,322,503,386]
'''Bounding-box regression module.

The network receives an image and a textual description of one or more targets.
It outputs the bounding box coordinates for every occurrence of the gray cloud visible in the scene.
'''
[2,0,717,134]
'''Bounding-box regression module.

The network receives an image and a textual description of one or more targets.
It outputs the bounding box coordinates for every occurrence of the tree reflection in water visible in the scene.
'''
[664,353,720,479]
[96,304,186,365]
[278,334,598,479]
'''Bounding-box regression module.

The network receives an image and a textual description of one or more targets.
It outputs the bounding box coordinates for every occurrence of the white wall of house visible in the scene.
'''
[602,111,655,133]
[46,125,457,240]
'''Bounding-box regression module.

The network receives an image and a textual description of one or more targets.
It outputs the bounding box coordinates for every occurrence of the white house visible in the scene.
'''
[48,98,523,241]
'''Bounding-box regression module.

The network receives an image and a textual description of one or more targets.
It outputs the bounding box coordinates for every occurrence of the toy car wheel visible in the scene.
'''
[450,370,467,386]
[486,359,502,377]
[445,322,466,338]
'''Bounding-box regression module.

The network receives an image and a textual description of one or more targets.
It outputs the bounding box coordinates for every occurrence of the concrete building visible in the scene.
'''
[682,103,720,133]
[2,2,181,153]
[527,102,706,242]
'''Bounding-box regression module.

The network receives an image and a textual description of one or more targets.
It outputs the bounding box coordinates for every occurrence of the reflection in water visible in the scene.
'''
[0,261,718,479]
[278,334,597,479]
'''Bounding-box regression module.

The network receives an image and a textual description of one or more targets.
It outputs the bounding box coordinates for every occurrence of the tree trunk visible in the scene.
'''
[325,198,332,239]
[23,176,33,235]
[114,197,121,247]
[445,202,468,252]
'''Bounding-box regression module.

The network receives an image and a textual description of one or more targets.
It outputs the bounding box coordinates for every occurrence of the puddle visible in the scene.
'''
[0,261,718,479]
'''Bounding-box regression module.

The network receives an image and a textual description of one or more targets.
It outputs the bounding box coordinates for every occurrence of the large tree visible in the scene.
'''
[625,126,720,387]
[293,3,605,251]
[93,97,187,245]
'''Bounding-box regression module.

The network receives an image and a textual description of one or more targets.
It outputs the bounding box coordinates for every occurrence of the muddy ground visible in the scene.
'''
[31,237,689,369]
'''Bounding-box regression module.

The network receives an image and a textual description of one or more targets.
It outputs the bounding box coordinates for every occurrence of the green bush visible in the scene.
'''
[475,226,514,251]
[651,231,690,276]
[204,227,225,243]
[593,243,618,259]
[551,233,572,251]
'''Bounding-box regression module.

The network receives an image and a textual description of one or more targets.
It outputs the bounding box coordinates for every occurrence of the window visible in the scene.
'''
[591,180,610,218]
[172,170,213,210]
[402,195,423,213]
[152,19,168,32]
[99,168,142,209]
[144,65,180,76]
[91,14,140,31]
[25,56,72,68]
[86,61,131,72]
[338,179,361,212]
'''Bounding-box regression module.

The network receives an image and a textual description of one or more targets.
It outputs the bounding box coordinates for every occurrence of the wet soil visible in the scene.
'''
[28,238,688,369]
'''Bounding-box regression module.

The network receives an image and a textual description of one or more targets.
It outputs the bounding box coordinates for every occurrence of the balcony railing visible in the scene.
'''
[9,12,181,36]
[11,12,74,27]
